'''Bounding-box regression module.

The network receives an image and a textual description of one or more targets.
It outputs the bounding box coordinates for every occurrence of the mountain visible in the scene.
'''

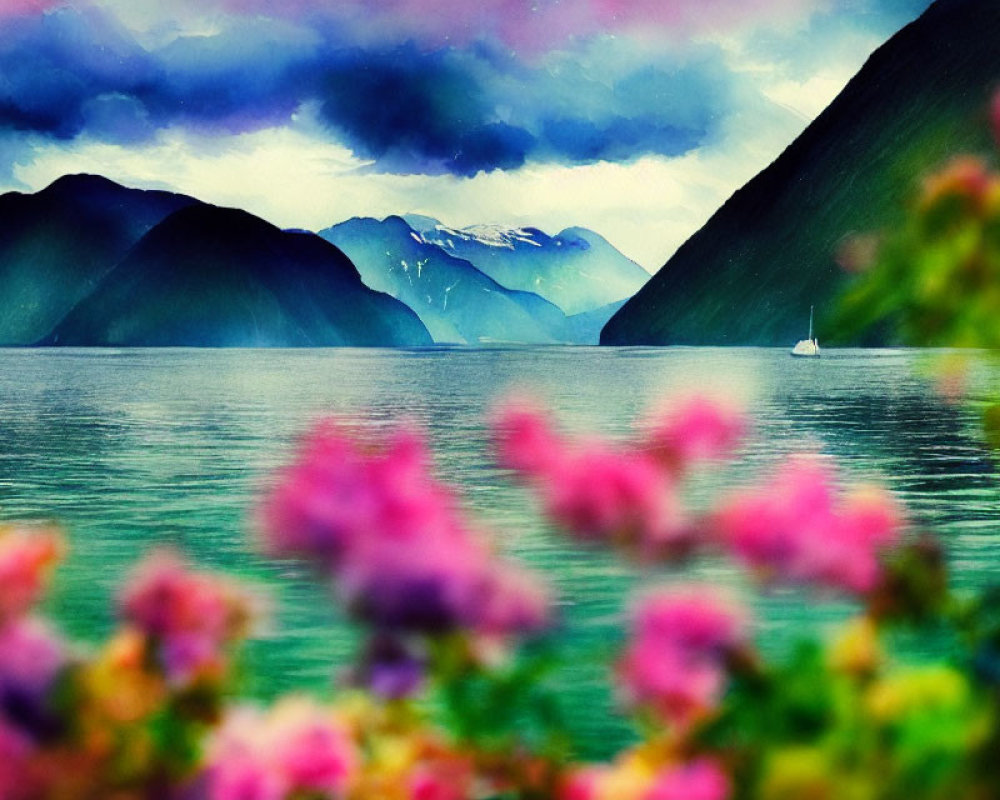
[601,0,1000,346]
[46,204,432,347]
[0,174,199,344]
[319,215,582,344]
[403,216,649,317]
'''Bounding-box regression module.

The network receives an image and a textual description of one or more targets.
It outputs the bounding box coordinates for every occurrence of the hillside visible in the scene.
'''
[46,205,432,347]
[602,0,1000,346]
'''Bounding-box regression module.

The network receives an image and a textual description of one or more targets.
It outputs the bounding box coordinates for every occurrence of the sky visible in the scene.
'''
[0,0,934,269]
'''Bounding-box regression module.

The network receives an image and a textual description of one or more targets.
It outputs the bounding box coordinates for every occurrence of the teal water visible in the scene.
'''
[1,347,1000,757]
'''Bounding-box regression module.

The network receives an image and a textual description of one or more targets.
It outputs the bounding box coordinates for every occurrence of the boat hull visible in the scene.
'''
[791,339,820,357]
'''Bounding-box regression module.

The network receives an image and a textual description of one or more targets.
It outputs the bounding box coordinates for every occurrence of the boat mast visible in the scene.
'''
[808,305,814,342]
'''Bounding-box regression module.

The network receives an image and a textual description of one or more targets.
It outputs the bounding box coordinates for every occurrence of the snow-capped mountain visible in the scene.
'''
[403,216,649,316]
[319,216,576,344]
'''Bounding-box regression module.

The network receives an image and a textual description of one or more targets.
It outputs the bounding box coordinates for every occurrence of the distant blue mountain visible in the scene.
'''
[403,216,649,316]
[320,215,582,344]
[321,215,643,344]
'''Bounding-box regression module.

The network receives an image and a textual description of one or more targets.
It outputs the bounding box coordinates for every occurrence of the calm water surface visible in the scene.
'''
[1,347,1000,756]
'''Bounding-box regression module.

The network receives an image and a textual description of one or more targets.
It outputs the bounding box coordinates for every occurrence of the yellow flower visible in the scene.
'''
[828,616,881,677]
[865,666,967,723]
[759,747,835,800]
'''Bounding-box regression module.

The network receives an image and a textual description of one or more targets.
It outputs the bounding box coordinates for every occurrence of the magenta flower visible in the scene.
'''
[120,551,256,684]
[618,588,746,727]
[260,420,551,639]
[257,421,378,567]
[0,618,65,698]
[269,702,358,795]
[408,760,472,800]
[643,395,746,471]
[543,443,688,552]
[0,617,67,739]
[644,759,730,800]
[491,400,565,476]
[206,700,357,800]
[716,456,902,594]
[0,718,33,800]
[492,400,690,555]
[0,526,63,625]
[558,766,605,800]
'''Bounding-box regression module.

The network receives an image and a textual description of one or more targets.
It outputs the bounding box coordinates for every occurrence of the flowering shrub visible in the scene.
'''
[2,388,998,800]
[835,90,1000,350]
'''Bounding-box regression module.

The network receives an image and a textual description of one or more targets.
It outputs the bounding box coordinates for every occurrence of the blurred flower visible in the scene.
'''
[261,420,551,639]
[758,747,836,800]
[491,399,564,476]
[559,766,603,800]
[120,551,258,685]
[920,156,998,218]
[0,717,33,800]
[0,617,66,739]
[0,525,64,624]
[617,588,747,728]
[835,232,881,273]
[644,759,730,800]
[492,401,689,556]
[543,444,688,554]
[642,395,746,471]
[408,756,474,800]
[865,666,970,724]
[84,629,167,724]
[716,456,901,594]
[560,761,653,800]
[828,616,881,678]
[833,98,1000,349]
[206,699,358,800]
[353,635,426,700]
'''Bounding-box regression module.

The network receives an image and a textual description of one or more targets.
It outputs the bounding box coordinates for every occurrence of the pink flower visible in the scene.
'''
[644,395,746,471]
[207,700,358,800]
[543,444,688,553]
[0,718,33,800]
[618,589,745,727]
[559,767,606,800]
[716,456,902,594]
[409,759,472,800]
[269,702,358,795]
[120,551,256,684]
[207,753,287,800]
[0,526,63,624]
[261,420,551,639]
[491,400,564,476]
[644,760,730,800]
[0,617,66,697]
[492,400,690,556]
[257,421,377,566]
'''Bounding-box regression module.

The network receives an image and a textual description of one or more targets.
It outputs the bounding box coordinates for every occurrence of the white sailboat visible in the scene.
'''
[791,306,820,357]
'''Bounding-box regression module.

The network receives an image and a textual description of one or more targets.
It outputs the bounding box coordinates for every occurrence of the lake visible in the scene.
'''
[1,346,999,757]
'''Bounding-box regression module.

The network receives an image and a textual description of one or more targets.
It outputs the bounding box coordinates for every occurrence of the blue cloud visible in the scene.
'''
[0,1,923,176]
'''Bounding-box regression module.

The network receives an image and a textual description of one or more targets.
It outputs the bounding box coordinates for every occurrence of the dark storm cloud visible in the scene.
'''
[0,1,910,176]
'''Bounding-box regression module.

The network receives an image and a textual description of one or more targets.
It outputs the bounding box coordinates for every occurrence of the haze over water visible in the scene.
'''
[1,346,998,756]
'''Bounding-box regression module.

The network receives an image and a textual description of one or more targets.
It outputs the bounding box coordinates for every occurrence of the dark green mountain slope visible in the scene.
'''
[602,0,1000,346]
[46,204,432,347]
[0,174,199,344]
